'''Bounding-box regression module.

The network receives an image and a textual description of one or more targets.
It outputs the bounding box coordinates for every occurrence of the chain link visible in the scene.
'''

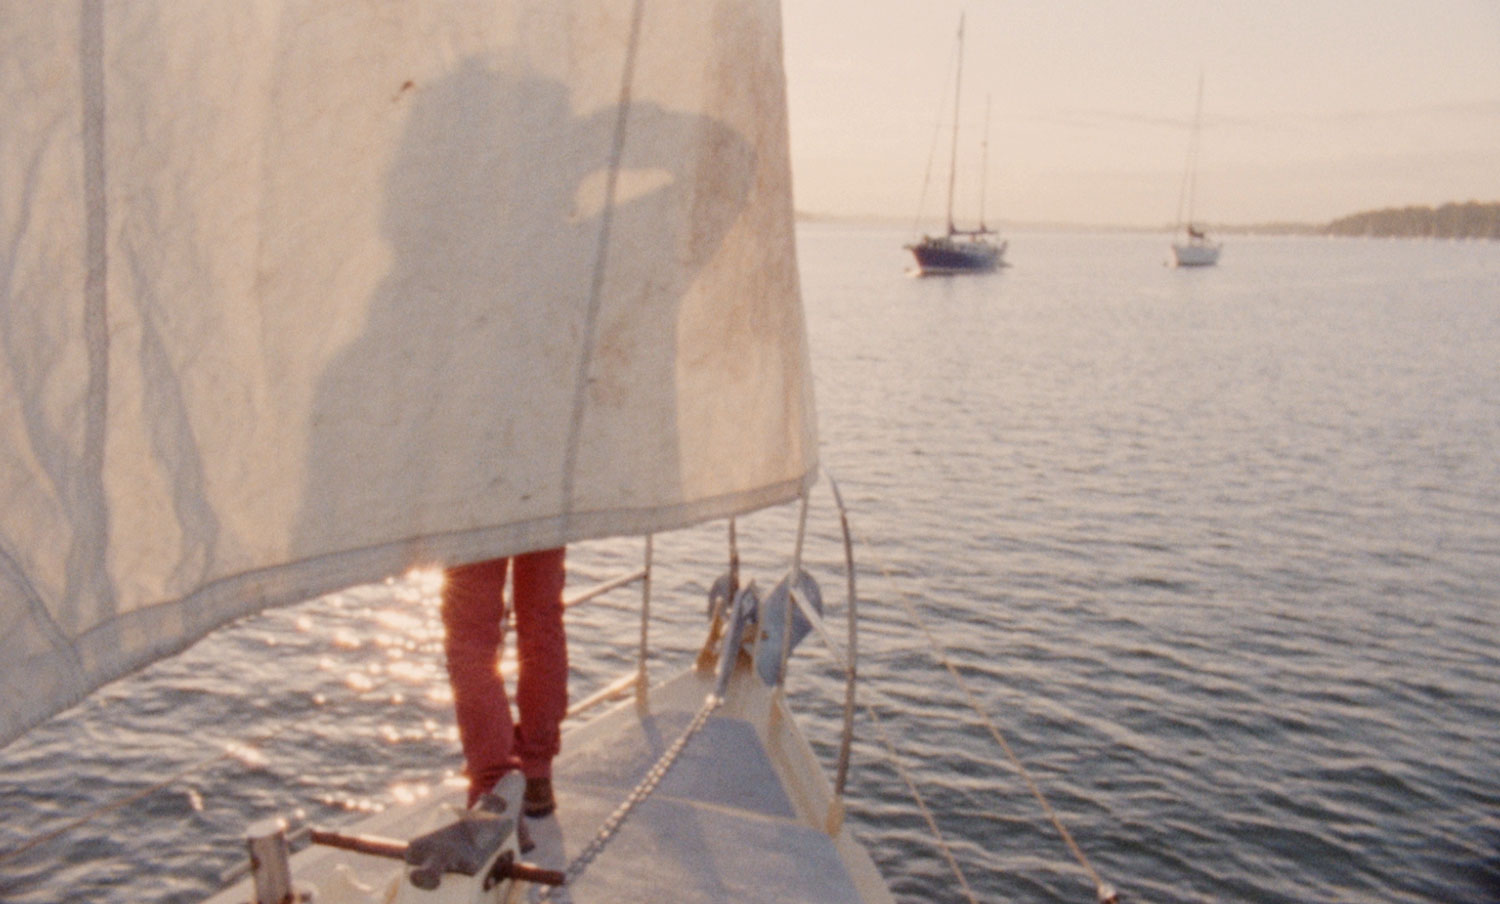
[536,693,722,901]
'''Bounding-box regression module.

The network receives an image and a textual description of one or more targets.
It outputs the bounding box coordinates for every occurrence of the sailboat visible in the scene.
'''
[0,3,893,903]
[1171,72,1222,267]
[906,14,1006,275]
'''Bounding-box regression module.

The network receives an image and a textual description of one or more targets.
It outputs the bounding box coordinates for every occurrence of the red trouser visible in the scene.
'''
[441,548,568,805]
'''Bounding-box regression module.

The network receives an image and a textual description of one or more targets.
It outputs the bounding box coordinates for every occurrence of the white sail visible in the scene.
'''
[0,0,816,748]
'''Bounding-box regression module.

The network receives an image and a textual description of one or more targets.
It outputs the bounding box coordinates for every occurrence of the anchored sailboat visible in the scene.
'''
[906,14,1006,275]
[1171,72,1222,267]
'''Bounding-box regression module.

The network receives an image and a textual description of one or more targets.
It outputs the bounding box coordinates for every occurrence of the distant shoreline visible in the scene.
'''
[798,200,1500,240]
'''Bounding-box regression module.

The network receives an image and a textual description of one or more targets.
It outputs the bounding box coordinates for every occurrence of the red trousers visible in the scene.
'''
[441,548,567,805]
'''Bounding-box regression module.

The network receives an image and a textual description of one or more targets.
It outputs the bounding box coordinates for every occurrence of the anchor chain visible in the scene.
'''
[537,692,723,900]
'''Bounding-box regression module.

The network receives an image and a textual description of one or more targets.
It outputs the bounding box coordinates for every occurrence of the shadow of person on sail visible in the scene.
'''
[293,52,755,570]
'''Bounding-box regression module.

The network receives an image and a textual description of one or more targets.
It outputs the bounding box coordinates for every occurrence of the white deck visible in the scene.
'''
[206,662,894,904]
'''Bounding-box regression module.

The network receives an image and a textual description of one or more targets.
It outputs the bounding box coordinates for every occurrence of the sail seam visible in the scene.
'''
[559,0,649,530]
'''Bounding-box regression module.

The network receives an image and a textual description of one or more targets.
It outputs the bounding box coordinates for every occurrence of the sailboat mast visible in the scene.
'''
[945,13,964,235]
[1187,71,1204,227]
[1177,70,1205,232]
[979,94,990,232]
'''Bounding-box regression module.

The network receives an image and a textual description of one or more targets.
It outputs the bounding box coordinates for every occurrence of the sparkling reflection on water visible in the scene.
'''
[3,226,1500,903]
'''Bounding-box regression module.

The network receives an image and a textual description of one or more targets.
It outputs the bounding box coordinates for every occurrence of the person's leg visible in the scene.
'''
[442,557,516,806]
[511,547,568,813]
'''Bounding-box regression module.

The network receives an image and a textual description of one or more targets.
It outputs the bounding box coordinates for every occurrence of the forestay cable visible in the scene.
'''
[864,560,1121,904]
[857,695,980,904]
[0,725,290,866]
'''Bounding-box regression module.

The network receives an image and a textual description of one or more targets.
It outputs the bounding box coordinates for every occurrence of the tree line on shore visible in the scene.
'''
[1217,201,1500,239]
[1322,201,1500,239]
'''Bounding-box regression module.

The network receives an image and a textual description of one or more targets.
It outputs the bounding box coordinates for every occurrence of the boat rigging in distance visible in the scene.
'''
[907,15,1006,275]
[1171,71,1221,267]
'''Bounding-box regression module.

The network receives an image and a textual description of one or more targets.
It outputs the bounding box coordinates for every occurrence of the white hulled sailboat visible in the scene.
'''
[1171,72,1222,267]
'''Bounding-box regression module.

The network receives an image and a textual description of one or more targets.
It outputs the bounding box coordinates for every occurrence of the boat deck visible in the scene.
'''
[534,687,868,902]
[205,664,893,903]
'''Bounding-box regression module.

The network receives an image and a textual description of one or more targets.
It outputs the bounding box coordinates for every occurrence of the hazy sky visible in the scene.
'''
[780,0,1500,227]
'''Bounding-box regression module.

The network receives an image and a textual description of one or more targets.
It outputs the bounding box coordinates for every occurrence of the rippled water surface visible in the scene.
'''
[4,226,1500,903]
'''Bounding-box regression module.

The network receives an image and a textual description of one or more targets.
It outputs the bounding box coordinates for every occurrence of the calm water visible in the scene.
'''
[3,226,1499,903]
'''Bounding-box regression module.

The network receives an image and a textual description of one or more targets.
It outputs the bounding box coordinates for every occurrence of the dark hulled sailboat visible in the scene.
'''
[907,15,1005,275]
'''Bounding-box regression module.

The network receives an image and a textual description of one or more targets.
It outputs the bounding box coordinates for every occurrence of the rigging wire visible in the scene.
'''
[1174,69,1206,234]
[897,592,1118,902]
[910,24,964,237]
[859,549,1122,904]
[857,694,981,904]
[0,722,295,865]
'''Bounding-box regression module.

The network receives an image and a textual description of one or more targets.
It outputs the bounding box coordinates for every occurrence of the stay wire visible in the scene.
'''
[856,693,980,904]
[0,723,293,866]
[910,29,963,237]
[762,559,976,902]
[863,554,1120,904]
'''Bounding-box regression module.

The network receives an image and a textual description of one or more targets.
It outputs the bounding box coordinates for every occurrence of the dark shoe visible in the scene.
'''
[523,776,556,818]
